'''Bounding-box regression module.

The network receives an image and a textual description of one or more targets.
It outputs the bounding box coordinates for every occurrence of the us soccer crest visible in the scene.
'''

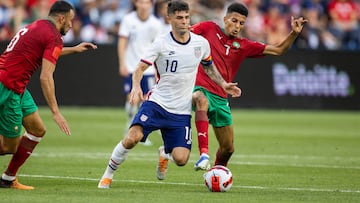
[194,47,201,58]
[140,114,148,122]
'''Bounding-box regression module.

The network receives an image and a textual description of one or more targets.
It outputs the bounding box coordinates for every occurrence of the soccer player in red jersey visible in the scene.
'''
[191,2,307,170]
[0,1,97,190]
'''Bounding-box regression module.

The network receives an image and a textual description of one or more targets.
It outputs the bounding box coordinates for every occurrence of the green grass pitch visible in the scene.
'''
[1,107,359,203]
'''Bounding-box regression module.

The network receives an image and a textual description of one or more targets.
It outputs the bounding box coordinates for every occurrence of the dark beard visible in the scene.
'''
[60,26,66,36]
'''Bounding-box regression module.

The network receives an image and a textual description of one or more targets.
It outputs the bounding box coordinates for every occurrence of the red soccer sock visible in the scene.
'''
[195,110,209,155]
[214,149,233,167]
[5,135,39,176]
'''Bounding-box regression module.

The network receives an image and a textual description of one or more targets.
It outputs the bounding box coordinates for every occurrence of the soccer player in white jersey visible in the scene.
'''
[98,0,241,189]
[118,0,162,146]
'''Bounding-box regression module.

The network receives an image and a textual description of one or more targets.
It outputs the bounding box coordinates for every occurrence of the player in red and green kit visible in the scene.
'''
[0,1,97,190]
[191,2,307,170]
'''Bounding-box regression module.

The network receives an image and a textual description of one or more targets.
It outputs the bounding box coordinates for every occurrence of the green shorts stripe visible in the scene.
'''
[193,86,232,127]
[0,82,38,138]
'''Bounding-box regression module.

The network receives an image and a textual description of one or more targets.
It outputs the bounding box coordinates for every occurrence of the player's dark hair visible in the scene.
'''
[48,0,74,16]
[167,0,189,15]
[226,2,248,17]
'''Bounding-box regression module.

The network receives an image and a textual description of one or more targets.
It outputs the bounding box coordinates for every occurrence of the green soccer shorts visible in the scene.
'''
[0,83,38,138]
[193,86,232,127]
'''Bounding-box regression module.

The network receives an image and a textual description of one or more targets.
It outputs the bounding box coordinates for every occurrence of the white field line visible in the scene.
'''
[31,152,360,170]
[18,174,360,194]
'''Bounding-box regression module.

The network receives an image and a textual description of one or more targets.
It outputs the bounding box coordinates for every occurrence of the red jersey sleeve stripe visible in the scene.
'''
[140,59,153,66]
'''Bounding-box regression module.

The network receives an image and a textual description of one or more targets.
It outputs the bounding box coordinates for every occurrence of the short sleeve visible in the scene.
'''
[140,37,162,65]
[200,38,212,66]
[42,32,63,64]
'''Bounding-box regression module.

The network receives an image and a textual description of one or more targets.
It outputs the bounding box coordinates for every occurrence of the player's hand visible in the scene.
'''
[291,16,307,34]
[129,87,144,105]
[223,82,241,98]
[53,112,71,135]
[75,42,98,52]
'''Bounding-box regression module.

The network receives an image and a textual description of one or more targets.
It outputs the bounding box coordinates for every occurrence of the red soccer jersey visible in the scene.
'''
[0,20,63,94]
[191,21,266,98]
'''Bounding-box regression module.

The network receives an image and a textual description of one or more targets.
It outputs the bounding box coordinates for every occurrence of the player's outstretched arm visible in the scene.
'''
[263,16,307,56]
[61,42,97,56]
[203,64,241,98]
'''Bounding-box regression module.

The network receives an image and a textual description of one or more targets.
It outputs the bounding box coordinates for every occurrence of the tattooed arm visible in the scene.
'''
[202,63,241,98]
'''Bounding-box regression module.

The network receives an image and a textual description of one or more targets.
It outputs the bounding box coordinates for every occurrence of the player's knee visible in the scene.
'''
[173,154,189,166]
[122,136,139,149]
[28,126,46,138]
[221,144,234,154]
[197,95,208,106]
[122,133,143,149]
[193,92,208,109]
[174,158,188,166]
[37,127,46,137]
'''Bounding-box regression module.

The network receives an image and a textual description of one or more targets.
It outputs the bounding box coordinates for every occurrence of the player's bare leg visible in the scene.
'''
[192,91,211,170]
[171,147,190,166]
[213,125,234,166]
[1,111,45,190]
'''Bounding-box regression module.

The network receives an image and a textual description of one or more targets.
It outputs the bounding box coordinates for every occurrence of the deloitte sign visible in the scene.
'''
[272,63,353,97]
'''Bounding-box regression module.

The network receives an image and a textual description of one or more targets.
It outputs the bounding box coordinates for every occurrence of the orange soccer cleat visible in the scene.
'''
[0,177,34,190]
[156,146,169,180]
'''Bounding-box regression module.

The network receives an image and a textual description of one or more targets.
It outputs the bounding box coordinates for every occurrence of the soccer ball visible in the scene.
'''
[204,165,233,192]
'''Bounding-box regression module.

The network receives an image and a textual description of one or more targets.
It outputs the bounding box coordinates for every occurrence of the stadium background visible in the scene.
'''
[0,0,359,110]
[0,2,359,201]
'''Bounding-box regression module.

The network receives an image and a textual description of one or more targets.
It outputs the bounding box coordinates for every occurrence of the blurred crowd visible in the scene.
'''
[0,0,360,50]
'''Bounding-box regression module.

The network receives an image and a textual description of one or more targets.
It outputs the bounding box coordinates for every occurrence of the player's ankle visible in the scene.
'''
[200,153,209,158]
[200,148,208,155]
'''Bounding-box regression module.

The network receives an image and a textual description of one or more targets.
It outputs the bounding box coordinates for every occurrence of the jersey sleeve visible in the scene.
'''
[243,39,266,58]
[42,32,63,64]
[140,37,162,65]
[200,38,213,66]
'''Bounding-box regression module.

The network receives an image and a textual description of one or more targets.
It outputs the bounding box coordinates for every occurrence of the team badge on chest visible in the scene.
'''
[194,47,201,58]
[232,41,240,49]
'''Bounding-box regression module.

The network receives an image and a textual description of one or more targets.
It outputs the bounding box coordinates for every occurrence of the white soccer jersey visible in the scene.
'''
[141,32,212,115]
[119,11,162,75]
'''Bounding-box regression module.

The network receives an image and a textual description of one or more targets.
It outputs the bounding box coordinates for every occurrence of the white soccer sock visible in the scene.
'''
[1,173,15,181]
[161,150,173,162]
[101,141,129,179]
